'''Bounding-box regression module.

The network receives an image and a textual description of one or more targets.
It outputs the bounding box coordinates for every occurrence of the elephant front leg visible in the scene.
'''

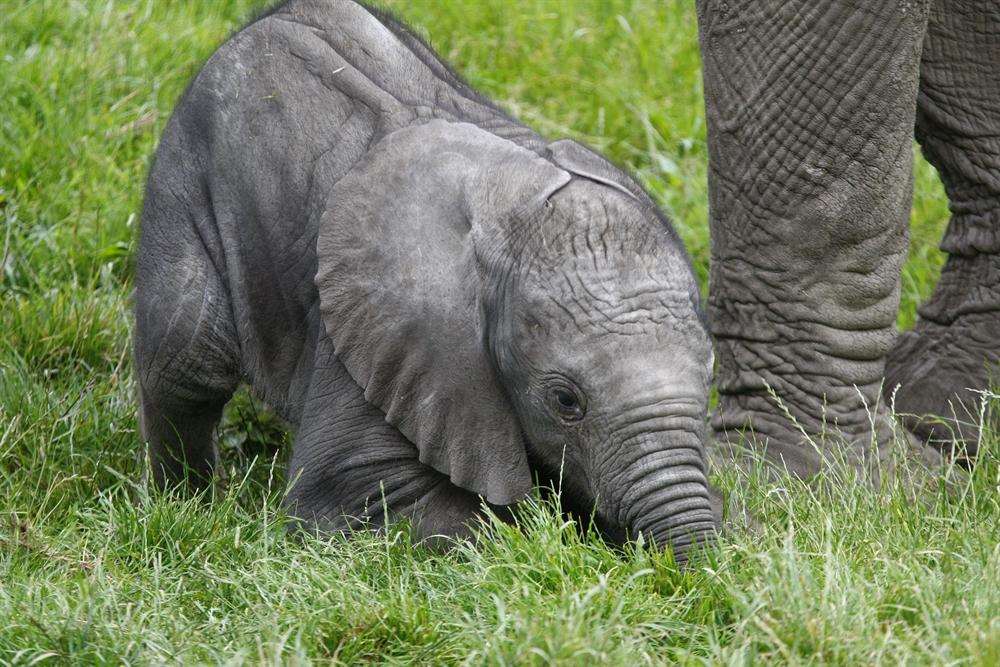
[885,0,1000,460]
[696,0,938,476]
[283,336,486,544]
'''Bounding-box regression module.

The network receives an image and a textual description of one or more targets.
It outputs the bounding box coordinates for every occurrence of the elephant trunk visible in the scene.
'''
[641,506,716,565]
[612,441,717,564]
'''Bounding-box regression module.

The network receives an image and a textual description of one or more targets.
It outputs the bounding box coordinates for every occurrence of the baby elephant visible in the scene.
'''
[135,0,715,560]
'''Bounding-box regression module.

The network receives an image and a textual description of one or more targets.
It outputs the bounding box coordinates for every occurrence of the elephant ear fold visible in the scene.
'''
[315,120,570,506]
[546,139,650,203]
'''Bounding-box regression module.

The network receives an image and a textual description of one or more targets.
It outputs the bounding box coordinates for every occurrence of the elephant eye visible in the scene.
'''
[549,386,585,422]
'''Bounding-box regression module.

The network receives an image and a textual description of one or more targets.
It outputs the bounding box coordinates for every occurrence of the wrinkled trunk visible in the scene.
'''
[596,390,718,562]
[604,439,717,563]
[623,466,717,563]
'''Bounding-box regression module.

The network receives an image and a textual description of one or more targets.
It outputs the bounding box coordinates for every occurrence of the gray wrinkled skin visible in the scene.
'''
[134,0,715,558]
[697,0,999,474]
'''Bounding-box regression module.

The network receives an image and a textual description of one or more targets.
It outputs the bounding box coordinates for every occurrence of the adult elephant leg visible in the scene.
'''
[696,1,936,476]
[884,0,1000,461]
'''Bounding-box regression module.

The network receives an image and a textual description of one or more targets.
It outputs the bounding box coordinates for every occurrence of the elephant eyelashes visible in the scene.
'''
[550,386,586,422]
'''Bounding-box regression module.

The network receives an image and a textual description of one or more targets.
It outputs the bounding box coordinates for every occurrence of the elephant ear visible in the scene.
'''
[546,139,650,203]
[315,120,570,506]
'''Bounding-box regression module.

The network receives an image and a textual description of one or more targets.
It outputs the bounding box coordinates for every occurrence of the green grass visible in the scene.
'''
[1,0,996,663]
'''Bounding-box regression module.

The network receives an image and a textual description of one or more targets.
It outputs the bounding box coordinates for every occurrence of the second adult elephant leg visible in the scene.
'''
[696,1,936,475]
[885,0,1000,460]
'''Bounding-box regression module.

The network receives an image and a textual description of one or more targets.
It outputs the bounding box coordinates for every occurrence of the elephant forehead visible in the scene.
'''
[520,265,701,338]
[505,177,705,339]
[528,184,662,255]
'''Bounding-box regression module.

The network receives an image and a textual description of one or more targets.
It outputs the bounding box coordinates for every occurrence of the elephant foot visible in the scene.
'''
[884,251,1000,461]
[884,319,996,461]
[709,391,942,485]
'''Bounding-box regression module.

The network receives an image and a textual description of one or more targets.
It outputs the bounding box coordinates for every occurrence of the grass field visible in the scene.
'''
[1,0,997,663]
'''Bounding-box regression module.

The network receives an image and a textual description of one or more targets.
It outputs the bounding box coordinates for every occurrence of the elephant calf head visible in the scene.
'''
[317,120,715,561]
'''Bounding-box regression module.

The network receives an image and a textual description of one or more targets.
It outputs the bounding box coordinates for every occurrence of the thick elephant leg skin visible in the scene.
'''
[885,253,1000,459]
[696,1,937,476]
[886,0,1000,461]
